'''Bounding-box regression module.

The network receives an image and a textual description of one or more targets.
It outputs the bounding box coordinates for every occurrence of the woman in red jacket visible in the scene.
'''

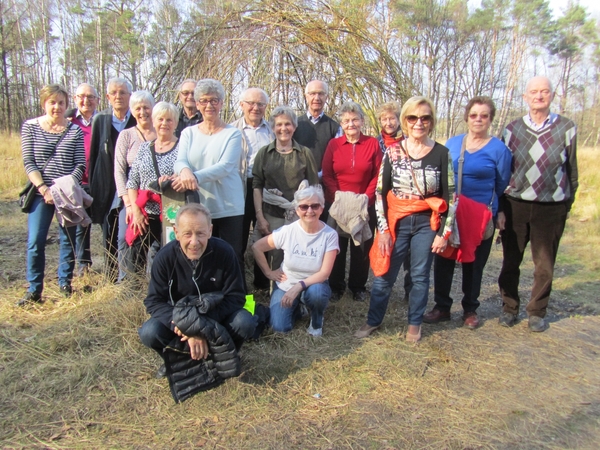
[322,101,383,301]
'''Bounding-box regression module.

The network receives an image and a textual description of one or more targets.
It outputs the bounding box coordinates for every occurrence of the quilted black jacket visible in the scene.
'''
[163,295,241,403]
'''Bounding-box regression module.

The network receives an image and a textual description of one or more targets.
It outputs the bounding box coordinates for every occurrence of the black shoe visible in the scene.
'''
[155,364,167,379]
[423,308,451,324]
[330,291,344,302]
[528,316,547,332]
[16,292,42,307]
[60,284,73,298]
[499,312,517,327]
[353,291,369,302]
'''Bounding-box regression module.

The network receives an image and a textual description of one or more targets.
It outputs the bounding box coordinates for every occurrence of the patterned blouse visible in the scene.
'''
[126,141,179,215]
[375,142,453,233]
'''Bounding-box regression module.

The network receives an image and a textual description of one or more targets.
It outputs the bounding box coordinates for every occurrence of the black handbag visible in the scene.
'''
[19,123,72,213]
[18,182,37,213]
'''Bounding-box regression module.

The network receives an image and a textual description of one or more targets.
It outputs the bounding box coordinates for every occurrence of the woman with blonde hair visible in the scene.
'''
[355,96,452,342]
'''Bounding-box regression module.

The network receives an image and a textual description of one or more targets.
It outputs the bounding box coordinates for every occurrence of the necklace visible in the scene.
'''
[276,146,292,154]
[155,140,175,153]
[406,139,430,159]
[200,121,224,136]
[43,117,66,133]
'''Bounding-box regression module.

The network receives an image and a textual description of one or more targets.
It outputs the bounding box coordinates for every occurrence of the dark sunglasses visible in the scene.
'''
[297,203,322,211]
[406,115,432,125]
[468,113,490,120]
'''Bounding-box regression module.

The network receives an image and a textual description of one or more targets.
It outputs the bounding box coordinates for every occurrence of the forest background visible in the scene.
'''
[1,0,600,143]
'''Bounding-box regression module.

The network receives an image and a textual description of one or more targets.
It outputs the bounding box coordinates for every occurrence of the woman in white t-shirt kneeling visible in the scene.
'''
[253,185,339,336]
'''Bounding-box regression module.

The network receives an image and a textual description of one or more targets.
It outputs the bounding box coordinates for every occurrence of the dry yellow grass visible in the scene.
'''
[0,137,599,448]
[0,132,27,198]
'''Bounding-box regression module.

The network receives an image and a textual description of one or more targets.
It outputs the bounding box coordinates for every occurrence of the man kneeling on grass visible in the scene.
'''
[138,203,256,402]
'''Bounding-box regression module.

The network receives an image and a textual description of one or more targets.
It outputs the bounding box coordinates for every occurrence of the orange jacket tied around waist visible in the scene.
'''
[369,191,447,277]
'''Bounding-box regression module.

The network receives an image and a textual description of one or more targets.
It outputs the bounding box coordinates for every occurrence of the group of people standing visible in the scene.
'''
[19,75,577,361]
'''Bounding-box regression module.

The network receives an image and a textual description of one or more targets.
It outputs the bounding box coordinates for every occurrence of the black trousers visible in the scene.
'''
[102,207,120,282]
[433,231,495,314]
[122,214,161,277]
[329,205,376,294]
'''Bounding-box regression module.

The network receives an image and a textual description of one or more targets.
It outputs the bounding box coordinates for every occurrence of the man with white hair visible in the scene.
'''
[293,80,340,173]
[67,83,99,275]
[88,77,137,281]
[175,78,202,137]
[230,87,275,290]
[498,76,578,332]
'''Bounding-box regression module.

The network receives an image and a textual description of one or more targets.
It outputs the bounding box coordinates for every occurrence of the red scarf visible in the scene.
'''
[381,130,403,148]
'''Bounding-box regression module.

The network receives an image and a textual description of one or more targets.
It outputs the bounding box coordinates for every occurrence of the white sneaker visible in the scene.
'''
[307,321,323,337]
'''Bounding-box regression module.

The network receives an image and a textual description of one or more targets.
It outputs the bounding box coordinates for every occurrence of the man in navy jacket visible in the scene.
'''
[138,203,256,376]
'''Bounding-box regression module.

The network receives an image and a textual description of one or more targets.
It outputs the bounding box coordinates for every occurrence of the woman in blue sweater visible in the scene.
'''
[424,96,512,329]
[172,79,244,267]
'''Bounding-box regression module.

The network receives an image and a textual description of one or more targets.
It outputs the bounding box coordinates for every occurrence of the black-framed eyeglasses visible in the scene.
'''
[180,90,195,97]
[406,115,432,125]
[76,94,98,101]
[297,203,322,211]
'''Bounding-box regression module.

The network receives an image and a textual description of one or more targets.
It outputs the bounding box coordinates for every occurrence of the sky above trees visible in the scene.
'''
[1,0,599,145]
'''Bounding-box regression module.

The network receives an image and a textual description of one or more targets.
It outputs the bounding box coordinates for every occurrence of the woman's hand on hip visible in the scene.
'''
[267,268,287,282]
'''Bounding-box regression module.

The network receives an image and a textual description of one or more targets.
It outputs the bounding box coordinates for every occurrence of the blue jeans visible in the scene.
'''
[26,195,76,293]
[270,282,331,332]
[367,213,436,327]
[139,308,256,354]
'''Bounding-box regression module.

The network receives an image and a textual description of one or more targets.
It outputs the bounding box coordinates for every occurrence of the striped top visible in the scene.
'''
[21,119,86,186]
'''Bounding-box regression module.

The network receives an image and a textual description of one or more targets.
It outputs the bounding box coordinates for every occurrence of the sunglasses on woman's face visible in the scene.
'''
[297,203,322,211]
[468,113,490,120]
[406,114,432,125]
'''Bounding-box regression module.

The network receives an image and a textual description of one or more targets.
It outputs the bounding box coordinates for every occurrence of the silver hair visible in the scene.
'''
[338,101,364,120]
[75,83,99,97]
[176,203,212,226]
[178,79,197,91]
[526,76,554,93]
[194,79,225,101]
[152,101,179,126]
[240,87,269,104]
[129,90,155,110]
[293,185,325,207]
[107,77,133,94]
[269,105,298,128]
[304,80,329,96]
